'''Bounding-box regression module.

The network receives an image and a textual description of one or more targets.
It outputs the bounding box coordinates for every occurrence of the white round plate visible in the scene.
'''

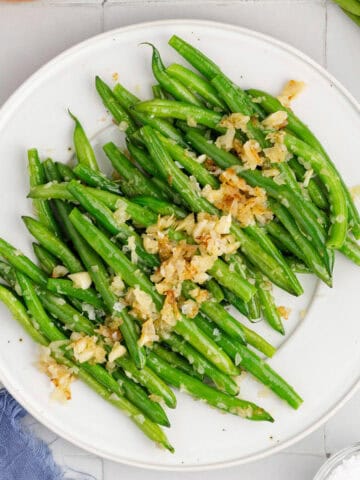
[0,20,359,471]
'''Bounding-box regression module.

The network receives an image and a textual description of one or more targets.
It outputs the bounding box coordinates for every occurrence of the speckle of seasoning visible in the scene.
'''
[7,340,10,343]
[326,453,331,458]
[68,147,72,152]
[19,338,23,342]
[222,428,226,432]
[269,435,273,440]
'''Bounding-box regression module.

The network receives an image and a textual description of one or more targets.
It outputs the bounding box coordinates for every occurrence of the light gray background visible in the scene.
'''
[0,1,359,478]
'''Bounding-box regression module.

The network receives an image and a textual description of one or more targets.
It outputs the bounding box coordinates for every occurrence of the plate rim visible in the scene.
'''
[0,18,359,471]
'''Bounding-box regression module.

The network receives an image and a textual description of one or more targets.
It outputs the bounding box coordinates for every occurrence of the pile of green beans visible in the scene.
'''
[3,35,359,453]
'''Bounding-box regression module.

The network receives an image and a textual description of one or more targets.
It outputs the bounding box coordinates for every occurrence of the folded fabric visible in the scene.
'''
[0,388,80,480]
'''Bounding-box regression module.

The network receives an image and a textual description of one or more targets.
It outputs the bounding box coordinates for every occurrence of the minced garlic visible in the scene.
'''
[68,272,92,290]
[110,275,125,297]
[108,341,126,363]
[277,80,305,108]
[277,306,291,320]
[138,318,159,347]
[262,111,288,130]
[52,265,69,278]
[125,286,158,322]
[202,168,273,227]
[220,112,250,134]
[237,139,263,170]
[38,346,76,402]
[113,201,130,225]
[95,317,122,347]
[263,131,289,163]
[69,332,106,364]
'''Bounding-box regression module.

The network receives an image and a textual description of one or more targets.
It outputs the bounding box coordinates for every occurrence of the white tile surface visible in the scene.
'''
[0,3,102,105]
[104,0,326,64]
[326,1,360,101]
[0,1,359,479]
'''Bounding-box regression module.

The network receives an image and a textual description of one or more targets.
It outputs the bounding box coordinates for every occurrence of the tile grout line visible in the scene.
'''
[324,0,328,68]
[101,0,107,31]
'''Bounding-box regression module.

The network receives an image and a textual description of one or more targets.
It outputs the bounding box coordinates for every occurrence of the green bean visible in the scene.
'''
[166,63,226,109]
[244,225,303,296]
[15,274,172,447]
[265,222,305,261]
[69,111,99,171]
[341,8,360,25]
[56,162,76,181]
[46,278,104,310]
[185,128,239,169]
[127,140,158,176]
[255,271,284,335]
[155,131,219,188]
[69,208,238,376]
[194,314,302,409]
[141,125,218,213]
[208,258,256,303]
[55,200,166,384]
[117,355,176,408]
[205,279,224,303]
[284,134,347,248]
[248,88,359,239]
[145,43,202,106]
[32,243,58,276]
[0,237,48,287]
[152,84,167,99]
[55,352,174,451]
[29,182,159,228]
[182,280,246,344]
[169,35,265,120]
[38,290,95,335]
[225,255,261,321]
[333,0,360,15]
[132,196,186,219]
[142,125,299,295]
[168,35,221,80]
[113,83,187,147]
[134,99,223,130]
[222,287,249,318]
[286,257,311,274]
[276,161,332,271]
[16,272,67,342]
[339,236,360,266]
[67,182,159,270]
[164,333,239,396]
[288,158,328,210]
[95,76,136,133]
[269,200,331,285]
[103,142,165,199]
[147,351,273,422]
[29,182,75,202]
[152,344,204,380]
[127,141,184,204]
[22,216,84,274]
[0,260,17,288]
[73,164,121,195]
[236,169,332,276]
[27,149,60,236]
[39,174,148,371]
[211,73,254,116]
[0,284,48,345]
[113,369,170,427]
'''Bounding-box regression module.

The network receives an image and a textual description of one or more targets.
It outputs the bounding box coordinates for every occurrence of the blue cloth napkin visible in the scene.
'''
[0,389,95,480]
